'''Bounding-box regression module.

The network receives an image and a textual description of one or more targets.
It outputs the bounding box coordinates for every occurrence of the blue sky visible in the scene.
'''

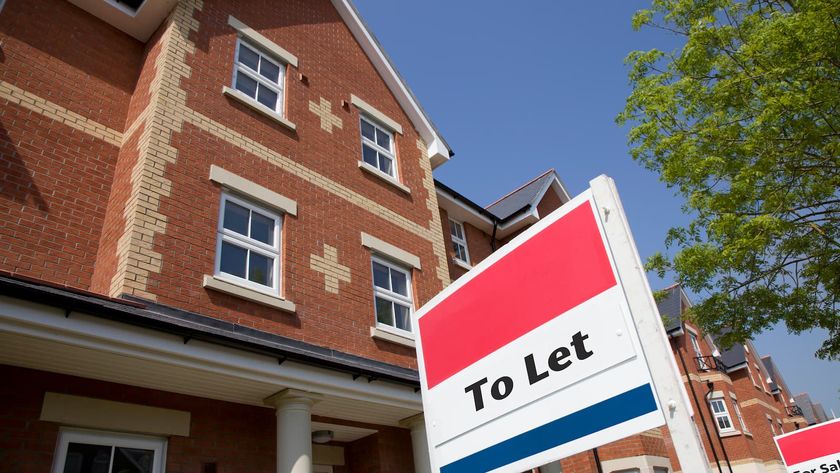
[354,1,839,418]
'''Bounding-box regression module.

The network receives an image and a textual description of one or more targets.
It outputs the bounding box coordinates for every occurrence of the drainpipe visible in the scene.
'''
[591,448,604,473]
[490,220,498,252]
[673,337,724,472]
[705,381,734,473]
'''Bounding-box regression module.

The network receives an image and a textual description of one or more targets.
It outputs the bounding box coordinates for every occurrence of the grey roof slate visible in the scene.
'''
[486,170,555,220]
[655,285,684,333]
[761,356,782,393]
[795,393,819,424]
[717,342,748,371]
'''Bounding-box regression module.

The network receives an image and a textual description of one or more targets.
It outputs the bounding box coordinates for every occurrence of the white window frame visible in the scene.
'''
[449,219,470,265]
[371,255,414,335]
[215,192,282,296]
[709,397,736,434]
[688,331,708,370]
[51,428,166,473]
[231,38,286,116]
[731,397,749,434]
[359,116,398,179]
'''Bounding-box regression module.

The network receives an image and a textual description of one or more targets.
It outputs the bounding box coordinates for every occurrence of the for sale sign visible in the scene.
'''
[775,418,840,473]
[413,179,668,473]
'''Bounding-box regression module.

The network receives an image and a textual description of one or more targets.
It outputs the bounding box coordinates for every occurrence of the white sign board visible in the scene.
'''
[775,418,840,473]
[413,176,707,473]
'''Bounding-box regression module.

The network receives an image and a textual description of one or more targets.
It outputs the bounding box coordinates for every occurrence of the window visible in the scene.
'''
[689,332,708,370]
[767,415,777,435]
[731,398,749,433]
[215,193,282,294]
[709,398,735,433]
[371,256,413,333]
[449,219,470,265]
[52,429,166,473]
[747,364,759,388]
[360,116,397,178]
[232,39,285,115]
[755,363,769,392]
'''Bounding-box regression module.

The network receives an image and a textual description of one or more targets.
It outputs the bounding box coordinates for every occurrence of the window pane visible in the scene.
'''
[112,447,154,473]
[259,59,280,83]
[63,442,112,473]
[361,119,375,141]
[378,154,393,176]
[375,128,391,150]
[223,200,250,236]
[248,251,273,287]
[372,261,390,290]
[235,71,258,98]
[250,211,274,245]
[220,241,248,278]
[375,297,394,326]
[391,268,408,296]
[454,242,467,261]
[362,144,378,167]
[449,220,458,237]
[238,43,259,71]
[394,303,411,331]
[257,84,278,110]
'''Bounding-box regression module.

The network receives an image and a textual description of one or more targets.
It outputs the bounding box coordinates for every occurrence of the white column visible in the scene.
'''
[400,413,431,473]
[265,389,322,473]
[539,461,563,473]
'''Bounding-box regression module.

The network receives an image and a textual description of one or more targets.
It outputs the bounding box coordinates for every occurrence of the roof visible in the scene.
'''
[795,393,819,424]
[655,285,684,333]
[331,0,452,167]
[485,169,558,220]
[718,342,748,371]
[0,273,420,387]
[761,356,783,394]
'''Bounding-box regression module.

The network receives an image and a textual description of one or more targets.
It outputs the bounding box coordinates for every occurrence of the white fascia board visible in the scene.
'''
[435,189,494,234]
[68,0,178,42]
[0,295,422,411]
[330,0,451,168]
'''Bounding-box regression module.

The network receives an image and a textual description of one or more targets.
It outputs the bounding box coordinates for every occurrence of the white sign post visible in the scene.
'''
[412,175,711,473]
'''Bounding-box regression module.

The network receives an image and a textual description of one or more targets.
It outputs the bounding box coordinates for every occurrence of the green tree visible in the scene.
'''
[618,0,839,358]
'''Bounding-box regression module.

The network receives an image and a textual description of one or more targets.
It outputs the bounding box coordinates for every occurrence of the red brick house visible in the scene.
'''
[0,0,455,471]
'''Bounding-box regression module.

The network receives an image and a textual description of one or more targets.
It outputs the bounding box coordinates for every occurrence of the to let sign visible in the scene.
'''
[775,418,840,473]
[413,178,668,473]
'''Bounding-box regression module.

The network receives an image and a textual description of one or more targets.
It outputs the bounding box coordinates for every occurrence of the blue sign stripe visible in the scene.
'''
[440,383,659,473]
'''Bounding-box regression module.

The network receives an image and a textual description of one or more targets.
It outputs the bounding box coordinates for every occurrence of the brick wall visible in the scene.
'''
[0,0,142,290]
[1,0,452,369]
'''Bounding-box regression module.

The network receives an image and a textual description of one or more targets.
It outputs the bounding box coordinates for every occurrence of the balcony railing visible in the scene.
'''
[694,355,723,372]
[786,405,804,417]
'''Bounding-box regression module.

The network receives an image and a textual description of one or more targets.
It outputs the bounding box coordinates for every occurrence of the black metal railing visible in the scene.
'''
[786,405,804,417]
[694,355,723,372]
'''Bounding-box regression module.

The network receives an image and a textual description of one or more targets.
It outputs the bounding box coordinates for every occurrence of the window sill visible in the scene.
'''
[358,161,410,194]
[718,430,741,438]
[453,259,472,271]
[370,326,415,348]
[222,86,297,132]
[203,275,296,313]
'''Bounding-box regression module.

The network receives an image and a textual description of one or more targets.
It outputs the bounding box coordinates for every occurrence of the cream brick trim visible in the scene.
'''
[109,0,203,299]
[358,161,411,194]
[312,444,345,466]
[361,232,421,269]
[309,97,343,133]
[203,275,296,312]
[40,392,190,436]
[350,94,403,134]
[222,86,297,131]
[739,398,781,415]
[0,80,122,146]
[228,15,299,67]
[209,164,297,215]
[370,326,415,348]
[310,244,351,294]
